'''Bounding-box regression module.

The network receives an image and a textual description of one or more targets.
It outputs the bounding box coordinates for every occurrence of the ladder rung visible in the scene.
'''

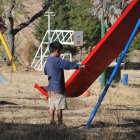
[42,42,49,44]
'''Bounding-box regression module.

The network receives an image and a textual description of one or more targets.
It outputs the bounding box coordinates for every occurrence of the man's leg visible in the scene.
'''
[57,109,62,125]
[49,109,55,124]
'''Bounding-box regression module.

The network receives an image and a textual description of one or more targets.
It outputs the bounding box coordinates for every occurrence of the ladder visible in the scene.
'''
[31,30,74,71]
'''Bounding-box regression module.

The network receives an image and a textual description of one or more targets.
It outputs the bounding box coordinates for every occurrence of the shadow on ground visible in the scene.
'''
[80,118,140,140]
[128,83,140,88]
[0,101,17,105]
[0,122,87,140]
[0,117,140,139]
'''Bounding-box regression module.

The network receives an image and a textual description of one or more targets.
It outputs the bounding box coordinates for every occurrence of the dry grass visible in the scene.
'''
[0,66,140,139]
[23,40,38,65]
[0,120,139,140]
[0,122,86,140]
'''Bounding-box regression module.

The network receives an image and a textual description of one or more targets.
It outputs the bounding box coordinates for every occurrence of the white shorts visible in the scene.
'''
[48,91,67,110]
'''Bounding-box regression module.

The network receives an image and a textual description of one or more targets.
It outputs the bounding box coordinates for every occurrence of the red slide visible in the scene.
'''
[35,0,140,98]
[66,0,140,97]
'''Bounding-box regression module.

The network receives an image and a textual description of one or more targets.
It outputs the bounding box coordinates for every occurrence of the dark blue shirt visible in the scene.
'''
[44,56,81,94]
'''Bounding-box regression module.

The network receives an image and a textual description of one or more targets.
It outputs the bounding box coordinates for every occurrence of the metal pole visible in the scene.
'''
[48,8,51,44]
[79,46,82,63]
[101,17,106,89]
[85,18,140,129]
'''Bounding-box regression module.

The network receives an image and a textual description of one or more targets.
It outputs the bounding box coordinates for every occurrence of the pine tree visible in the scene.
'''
[124,32,140,62]
[34,0,70,42]
[51,0,70,30]
[35,0,101,54]
[69,0,100,51]
[130,32,140,51]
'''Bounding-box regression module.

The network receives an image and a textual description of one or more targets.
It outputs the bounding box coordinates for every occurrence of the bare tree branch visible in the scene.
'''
[8,0,15,32]
[13,0,52,35]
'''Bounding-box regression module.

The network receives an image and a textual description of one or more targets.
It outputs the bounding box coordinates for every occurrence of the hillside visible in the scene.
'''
[15,0,43,65]
[2,0,43,65]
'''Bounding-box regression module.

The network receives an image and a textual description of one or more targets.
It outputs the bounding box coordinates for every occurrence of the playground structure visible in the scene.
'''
[85,17,140,129]
[31,30,74,71]
[65,0,140,97]
[35,0,140,97]
[35,0,140,126]
[34,0,140,128]
[0,18,16,71]
[31,30,83,71]
[31,8,83,71]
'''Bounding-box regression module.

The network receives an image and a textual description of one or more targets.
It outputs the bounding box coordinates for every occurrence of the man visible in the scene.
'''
[44,41,85,126]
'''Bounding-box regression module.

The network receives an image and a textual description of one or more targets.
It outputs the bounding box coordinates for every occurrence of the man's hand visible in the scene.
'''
[80,65,85,69]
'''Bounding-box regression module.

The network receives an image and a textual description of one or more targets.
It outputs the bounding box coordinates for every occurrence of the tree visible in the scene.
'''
[35,0,100,53]
[34,0,70,42]
[123,32,140,61]
[0,1,4,16]
[89,0,130,29]
[51,0,70,30]
[1,0,52,57]
[69,0,100,51]
[89,0,138,62]
[130,32,140,51]
[0,1,4,53]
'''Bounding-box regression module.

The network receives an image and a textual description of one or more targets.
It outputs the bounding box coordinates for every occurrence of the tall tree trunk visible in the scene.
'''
[3,31,15,60]
[5,0,15,58]
[8,32,15,56]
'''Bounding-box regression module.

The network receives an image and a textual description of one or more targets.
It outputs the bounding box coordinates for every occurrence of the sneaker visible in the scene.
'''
[49,121,56,126]
[58,123,68,129]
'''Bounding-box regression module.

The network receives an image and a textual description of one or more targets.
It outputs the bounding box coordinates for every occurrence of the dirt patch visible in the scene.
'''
[67,98,88,109]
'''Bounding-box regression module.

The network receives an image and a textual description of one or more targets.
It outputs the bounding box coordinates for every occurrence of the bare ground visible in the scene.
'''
[0,65,140,139]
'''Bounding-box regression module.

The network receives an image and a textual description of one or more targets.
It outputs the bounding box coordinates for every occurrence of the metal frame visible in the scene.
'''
[31,30,74,71]
[60,53,72,62]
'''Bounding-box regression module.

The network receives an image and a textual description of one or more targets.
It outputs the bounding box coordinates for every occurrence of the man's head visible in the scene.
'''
[49,41,63,57]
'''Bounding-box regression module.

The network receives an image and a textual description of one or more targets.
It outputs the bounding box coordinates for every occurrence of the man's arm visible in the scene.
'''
[57,58,84,70]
